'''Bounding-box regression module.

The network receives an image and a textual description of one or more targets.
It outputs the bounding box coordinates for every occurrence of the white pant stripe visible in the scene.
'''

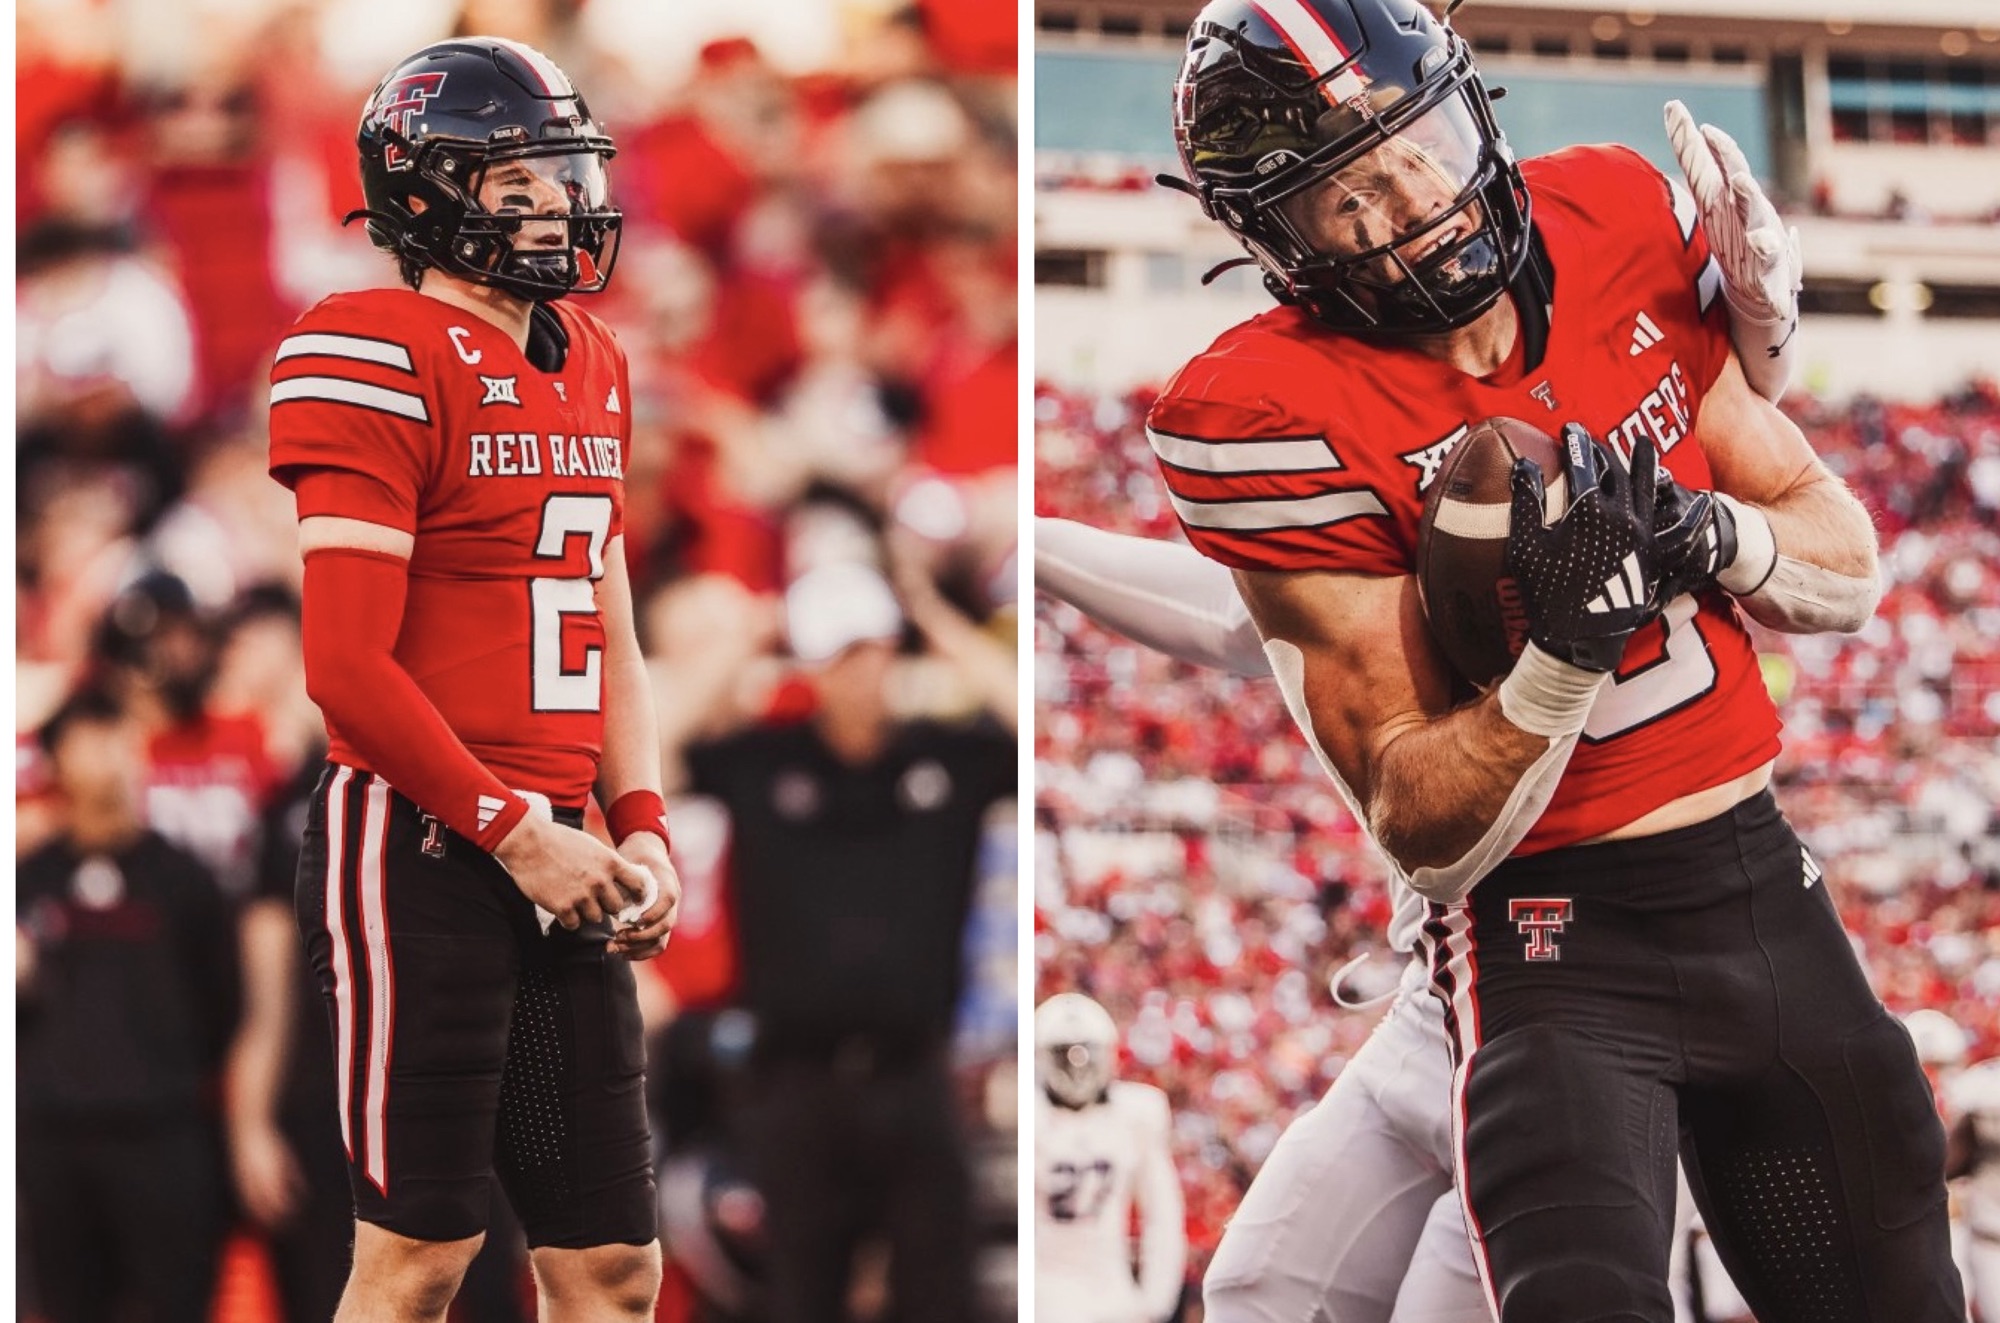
[1439,904,1502,1319]
[323,765,356,1160]
[358,777,395,1195]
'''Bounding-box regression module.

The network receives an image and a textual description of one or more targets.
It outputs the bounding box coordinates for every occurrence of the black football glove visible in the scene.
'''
[1505,424,1665,674]
[1652,470,1739,603]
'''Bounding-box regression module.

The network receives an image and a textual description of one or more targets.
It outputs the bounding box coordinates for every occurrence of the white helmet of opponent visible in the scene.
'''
[1036,992,1119,1108]
[1904,1008,1969,1068]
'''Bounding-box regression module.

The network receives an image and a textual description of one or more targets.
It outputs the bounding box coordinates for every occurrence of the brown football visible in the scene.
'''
[1416,417,1568,688]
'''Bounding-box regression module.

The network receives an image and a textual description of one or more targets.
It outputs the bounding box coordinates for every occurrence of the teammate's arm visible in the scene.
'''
[1132,1090,1188,1322]
[297,508,648,929]
[1675,354,1881,633]
[1666,102,1801,403]
[593,536,682,960]
[1231,569,1556,886]
[1035,517,1270,679]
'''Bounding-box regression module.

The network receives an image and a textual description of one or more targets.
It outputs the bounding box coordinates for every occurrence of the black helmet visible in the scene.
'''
[353,37,620,303]
[1169,0,1531,336]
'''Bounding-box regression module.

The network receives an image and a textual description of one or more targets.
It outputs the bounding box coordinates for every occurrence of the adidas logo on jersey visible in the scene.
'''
[1629,311,1665,357]
[1802,847,1823,889]
[1585,552,1648,615]
[605,385,621,414]
[477,795,509,832]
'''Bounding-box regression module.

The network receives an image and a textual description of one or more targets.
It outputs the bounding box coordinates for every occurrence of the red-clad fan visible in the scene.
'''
[265,36,678,1323]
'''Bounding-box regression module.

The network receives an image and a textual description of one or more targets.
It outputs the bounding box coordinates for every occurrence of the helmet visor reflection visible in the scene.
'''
[1274,93,1485,276]
[477,149,612,219]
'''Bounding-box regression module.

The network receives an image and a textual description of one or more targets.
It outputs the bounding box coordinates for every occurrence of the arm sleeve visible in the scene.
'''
[1035,517,1270,679]
[300,542,528,850]
[1133,1088,1188,1321]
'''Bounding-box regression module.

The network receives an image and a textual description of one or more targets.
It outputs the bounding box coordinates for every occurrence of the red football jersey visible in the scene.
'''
[1147,144,1782,853]
[268,288,633,807]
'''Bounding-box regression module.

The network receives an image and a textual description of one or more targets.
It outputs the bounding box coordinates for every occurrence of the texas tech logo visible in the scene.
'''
[372,72,447,171]
[1509,898,1573,961]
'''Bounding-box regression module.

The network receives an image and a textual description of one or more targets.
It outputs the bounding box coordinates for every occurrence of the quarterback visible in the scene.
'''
[1146,0,1961,1318]
[1035,994,1188,1323]
[268,37,678,1323]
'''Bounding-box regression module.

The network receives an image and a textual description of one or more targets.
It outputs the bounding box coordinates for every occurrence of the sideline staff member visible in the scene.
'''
[685,560,1016,1323]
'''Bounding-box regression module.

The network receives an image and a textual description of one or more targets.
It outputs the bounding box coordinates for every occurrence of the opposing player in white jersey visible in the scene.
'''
[1035,994,1188,1323]
[1039,523,1486,1323]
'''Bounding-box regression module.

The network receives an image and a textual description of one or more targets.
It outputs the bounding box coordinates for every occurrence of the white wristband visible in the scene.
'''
[1714,493,1777,596]
[1496,641,1609,739]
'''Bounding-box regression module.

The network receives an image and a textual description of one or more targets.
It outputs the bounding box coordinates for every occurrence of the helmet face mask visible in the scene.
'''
[356,38,622,303]
[1041,1039,1115,1109]
[1173,0,1531,337]
[1035,992,1119,1108]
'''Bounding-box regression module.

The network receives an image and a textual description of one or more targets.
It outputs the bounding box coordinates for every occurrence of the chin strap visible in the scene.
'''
[1200,256,1260,286]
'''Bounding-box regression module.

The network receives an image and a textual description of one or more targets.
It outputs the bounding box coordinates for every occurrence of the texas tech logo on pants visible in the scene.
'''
[1509,898,1573,961]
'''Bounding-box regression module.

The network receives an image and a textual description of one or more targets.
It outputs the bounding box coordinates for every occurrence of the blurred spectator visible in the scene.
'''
[18,688,242,1323]
[679,560,1014,1323]
[1035,375,2000,1293]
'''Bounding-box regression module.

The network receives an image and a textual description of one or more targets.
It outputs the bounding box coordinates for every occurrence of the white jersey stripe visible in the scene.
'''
[1248,0,1369,103]
[324,765,356,1160]
[358,777,395,1196]
[1146,427,1342,475]
[271,376,429,422]
[1170,487,1387,532]
[275,333,413,372]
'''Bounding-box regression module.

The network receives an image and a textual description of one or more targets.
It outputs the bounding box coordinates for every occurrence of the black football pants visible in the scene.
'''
[1424,790,1962,1322]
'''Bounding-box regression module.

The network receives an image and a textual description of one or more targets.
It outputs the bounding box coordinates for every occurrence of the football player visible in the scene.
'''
[266,38,679,1323]
[1145,1,1960,1319]
[1035,994,1188,1323]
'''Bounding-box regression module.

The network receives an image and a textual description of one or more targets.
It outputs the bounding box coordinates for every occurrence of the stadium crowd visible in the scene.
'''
[1034,376,2000,1286]
[16,0,1016,1320]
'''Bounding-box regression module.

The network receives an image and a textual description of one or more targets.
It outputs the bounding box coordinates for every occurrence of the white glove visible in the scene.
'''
[1665,101,1802,404]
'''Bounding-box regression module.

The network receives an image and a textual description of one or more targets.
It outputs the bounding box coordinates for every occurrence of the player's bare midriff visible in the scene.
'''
[1586,758,1774,843]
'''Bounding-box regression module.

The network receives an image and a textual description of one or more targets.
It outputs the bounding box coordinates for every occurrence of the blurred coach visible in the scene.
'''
[683,560,1015,1323]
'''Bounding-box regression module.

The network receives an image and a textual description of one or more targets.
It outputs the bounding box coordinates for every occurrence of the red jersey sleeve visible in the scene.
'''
[268,309,438,532]
[1145,333,1404,576]
[1594,144,1732,397]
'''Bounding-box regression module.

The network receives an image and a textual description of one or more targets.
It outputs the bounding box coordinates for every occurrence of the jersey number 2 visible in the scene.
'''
[531,495,612,712]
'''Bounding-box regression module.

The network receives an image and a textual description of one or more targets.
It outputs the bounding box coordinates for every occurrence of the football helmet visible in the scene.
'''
[1168,0,1531,336]
[1036,993,1119,1108]
[353,37,620,302]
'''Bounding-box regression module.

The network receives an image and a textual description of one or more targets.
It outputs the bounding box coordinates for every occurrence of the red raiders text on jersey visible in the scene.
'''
[268,289,633,807]
[1147,145,1781,853]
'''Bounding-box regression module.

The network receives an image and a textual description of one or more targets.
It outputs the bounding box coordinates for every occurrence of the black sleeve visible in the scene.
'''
[944,718,1018,811]
[168,843,244,1071]
[255,782,314,906]
[682,737,731,801]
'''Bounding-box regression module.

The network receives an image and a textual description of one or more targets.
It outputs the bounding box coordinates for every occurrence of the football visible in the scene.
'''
[1416,417,1568,688]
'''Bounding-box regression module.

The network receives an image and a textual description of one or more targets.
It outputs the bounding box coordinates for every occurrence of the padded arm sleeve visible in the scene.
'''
[1035,517,1271,679]
[301,546,527,850]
